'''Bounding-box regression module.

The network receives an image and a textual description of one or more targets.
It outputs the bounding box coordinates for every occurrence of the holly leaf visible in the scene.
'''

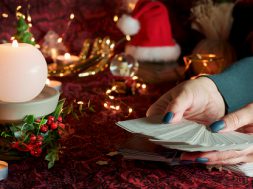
[45,147,59,169]
[22,123,35,133]
[24,115,35,125]
[0,131,12,138]
[89,106,95,113]
[53,99,65,119]
[40,119,47,125]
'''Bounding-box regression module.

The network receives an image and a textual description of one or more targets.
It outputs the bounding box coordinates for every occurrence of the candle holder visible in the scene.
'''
[183,54,224,78]
[0,86,59,124]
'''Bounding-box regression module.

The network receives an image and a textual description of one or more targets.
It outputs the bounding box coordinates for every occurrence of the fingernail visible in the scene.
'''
[195,157,209,163]
[210,120,225,133]
[162,112,174,123]
[179,160,194,165]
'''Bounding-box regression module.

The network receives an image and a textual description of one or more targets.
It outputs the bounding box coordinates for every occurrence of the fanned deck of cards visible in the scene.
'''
[116,115,253,152]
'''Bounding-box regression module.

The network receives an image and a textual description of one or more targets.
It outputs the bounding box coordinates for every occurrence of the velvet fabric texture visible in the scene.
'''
[0,70,252,188]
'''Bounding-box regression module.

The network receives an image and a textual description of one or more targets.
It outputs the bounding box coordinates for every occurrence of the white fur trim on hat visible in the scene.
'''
[125,44,181,62]
[117,14,140,36]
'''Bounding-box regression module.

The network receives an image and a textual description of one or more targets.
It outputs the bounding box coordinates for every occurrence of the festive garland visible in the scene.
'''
[0,99,65,169]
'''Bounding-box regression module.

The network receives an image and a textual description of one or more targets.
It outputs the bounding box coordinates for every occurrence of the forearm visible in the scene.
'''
[207,57,253,113]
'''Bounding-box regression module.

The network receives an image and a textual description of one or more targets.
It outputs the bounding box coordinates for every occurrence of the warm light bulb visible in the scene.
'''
[113,15,118,22]
[64,53,71,60]
[109,96,114,99]
[106,39,110,45]
[128,3,136,11]
[132,76,138,80]
[12,40,19,48]
[2,13,8,18]
[110,43,115,49]
[70,13,75,20]
[111,86,116,91]
[106,89,112,94]
[16,5,22,11]
[27,15,32,22]
[57,38,63,43]
[77,101,84,105]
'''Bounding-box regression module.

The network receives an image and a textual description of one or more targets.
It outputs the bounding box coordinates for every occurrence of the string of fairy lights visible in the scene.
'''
[0,2,148,117]
[1,2,75,49]
[103,75,147,116]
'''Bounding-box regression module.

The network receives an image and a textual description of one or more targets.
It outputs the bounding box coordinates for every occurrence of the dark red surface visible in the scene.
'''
[1,0,253,188]
[0,70,252,188]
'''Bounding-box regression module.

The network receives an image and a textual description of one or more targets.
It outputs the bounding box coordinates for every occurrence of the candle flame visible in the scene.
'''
[126,35,131,41]
[12,40,19,48]
[128,3,136,11]
[46,79,50,85]
[64,53,71,60]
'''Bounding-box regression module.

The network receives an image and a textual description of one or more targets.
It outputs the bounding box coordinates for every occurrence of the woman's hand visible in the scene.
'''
[146,77,225,125]
[147,76,253,164]
[182,102,253,164]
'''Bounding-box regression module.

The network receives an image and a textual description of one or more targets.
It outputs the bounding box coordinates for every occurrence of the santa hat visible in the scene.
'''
[117,0,180,62]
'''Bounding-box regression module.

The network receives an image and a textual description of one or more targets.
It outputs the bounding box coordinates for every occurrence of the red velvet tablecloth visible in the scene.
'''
[0,70,252,189]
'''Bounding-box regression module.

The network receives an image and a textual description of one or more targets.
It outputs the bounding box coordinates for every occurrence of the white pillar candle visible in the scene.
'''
[0,41,48,102]
[46,79,62,91]
[56,52,79,65]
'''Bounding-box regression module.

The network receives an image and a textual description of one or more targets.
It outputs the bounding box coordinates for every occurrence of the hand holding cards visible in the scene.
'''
[116,115,253,152]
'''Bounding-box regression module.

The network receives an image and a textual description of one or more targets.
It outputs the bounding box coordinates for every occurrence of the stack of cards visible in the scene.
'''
[116,115,253,152]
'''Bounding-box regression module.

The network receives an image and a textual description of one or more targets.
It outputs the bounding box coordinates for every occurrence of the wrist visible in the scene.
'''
[197,77,226,115]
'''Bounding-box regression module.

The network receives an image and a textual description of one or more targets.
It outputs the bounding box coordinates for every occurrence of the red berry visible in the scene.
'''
[40,125,48,133]
[58,130,63,136]
[47,116,55,125]
[36,148,42,156]
[11,141,19,148]
[30,150,35,156]
[30,148,42,157]
[58,123,65,129]
[57,116,63,122]
[50,122,58,130]
[30,134,37,142]
[36,141,42,146]
[37,135,43,141]
[27,144,34,151]
[35,119,41,123]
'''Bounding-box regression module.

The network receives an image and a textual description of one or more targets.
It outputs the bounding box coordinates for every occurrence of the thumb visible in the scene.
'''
[210,103,253,133]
